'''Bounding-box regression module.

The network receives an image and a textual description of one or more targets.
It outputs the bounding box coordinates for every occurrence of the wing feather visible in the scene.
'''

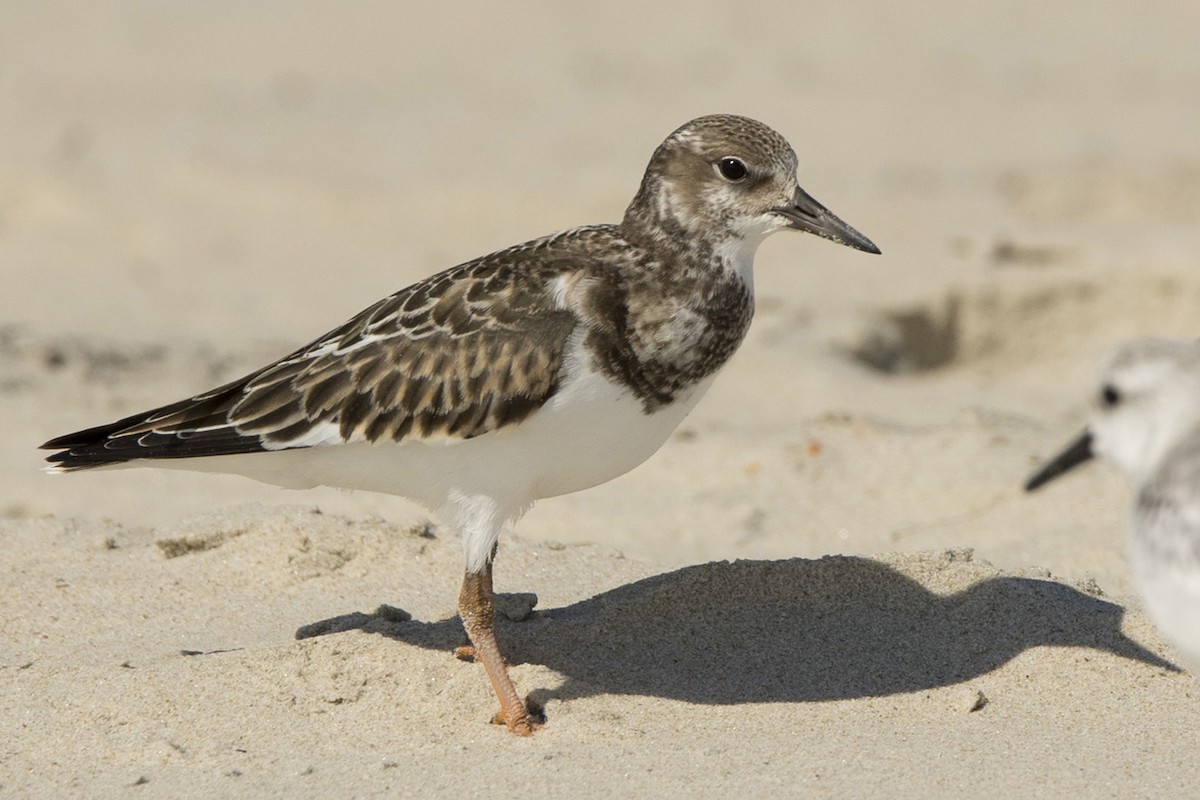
[1135,438,1200,567]
[42,243,590,471]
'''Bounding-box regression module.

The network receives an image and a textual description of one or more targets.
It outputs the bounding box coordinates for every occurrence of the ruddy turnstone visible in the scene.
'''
[41,114,880,734]
[1026,337,1200,672]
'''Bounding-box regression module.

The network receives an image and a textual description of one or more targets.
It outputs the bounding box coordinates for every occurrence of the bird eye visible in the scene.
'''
[717,157,748,182]
[1100,384,1121,407]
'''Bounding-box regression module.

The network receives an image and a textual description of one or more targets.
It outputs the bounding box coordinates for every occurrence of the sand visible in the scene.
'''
[3,1,1200,796]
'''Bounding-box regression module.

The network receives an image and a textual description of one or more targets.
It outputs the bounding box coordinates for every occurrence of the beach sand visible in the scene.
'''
[3,2,1200,796]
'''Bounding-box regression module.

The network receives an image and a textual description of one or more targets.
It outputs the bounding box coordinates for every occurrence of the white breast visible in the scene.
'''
[1130,540,1200,672]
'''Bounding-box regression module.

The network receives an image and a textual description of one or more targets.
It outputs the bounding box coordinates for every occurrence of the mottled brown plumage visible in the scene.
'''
[41,114,880,735]
[42,222,752,466]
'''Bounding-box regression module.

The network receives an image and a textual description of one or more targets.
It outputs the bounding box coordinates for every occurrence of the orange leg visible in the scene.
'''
[457,560,538,735]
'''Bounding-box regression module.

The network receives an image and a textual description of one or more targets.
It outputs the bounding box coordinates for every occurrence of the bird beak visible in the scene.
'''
[1024,430,1095,492]
[773,186,881,254]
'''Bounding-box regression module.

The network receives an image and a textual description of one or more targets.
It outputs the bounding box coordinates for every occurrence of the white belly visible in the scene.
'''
[145,355,714,520]
[119,332,719,572]
[1131,543,1200,673]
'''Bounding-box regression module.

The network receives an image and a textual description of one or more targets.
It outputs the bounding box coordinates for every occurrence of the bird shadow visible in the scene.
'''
[296,555,1177,706]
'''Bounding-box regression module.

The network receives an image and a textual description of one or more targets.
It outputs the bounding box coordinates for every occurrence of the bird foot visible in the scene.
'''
[453,646,545,734]
[490,694,545,736]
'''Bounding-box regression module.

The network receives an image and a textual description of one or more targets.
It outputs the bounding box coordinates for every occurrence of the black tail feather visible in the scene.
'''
[41,379,268,470]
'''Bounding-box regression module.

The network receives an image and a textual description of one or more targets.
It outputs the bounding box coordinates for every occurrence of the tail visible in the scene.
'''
[41,379,268,472]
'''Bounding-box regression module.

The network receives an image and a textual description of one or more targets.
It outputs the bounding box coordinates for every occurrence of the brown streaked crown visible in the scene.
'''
[622,114,799,245]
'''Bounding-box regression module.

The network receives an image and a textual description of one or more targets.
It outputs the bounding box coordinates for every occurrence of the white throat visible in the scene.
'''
[715,232,766,292]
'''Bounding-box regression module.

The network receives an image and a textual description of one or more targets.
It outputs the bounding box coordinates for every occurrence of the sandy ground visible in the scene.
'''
[4,1,1200,796]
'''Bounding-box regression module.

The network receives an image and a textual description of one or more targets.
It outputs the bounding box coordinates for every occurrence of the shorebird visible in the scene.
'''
[1026,337,1200,672]
[41,114,880,734]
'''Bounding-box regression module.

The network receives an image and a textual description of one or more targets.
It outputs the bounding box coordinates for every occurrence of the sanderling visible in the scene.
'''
[41,114,880,734]
[1026,337,1200,672]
